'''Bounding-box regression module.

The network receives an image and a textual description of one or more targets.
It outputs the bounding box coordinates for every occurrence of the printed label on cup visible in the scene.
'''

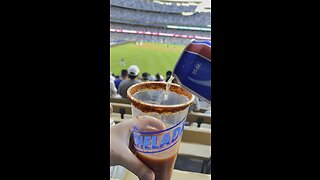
[133,117,186,154]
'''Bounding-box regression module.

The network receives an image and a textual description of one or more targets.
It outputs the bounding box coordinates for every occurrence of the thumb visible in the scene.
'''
[120,148,155,180]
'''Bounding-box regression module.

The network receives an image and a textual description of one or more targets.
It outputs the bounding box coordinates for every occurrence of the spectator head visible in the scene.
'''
[166,71,172,81]
[121,69,128,79]
[155,73,161,81]
[128,65,140,79]
[166,71,172,78]
[142,72,149,81]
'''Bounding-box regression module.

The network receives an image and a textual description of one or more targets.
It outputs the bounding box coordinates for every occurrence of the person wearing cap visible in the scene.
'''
[118,65,141,98]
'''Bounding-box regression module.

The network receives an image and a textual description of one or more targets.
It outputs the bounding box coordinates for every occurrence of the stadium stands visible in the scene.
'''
[110,0,197,13]
[110,0,211,45]
[110,23,211,37]
[110,6,210,27]
[110,32,190,45]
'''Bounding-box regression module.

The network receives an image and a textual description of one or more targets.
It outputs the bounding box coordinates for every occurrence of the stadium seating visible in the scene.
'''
[111,102,211,123]
[187,112,211,125]
[110,0,197,14]
[110,6,211,27]
[179,142,211,160]
[110,102,132,114]
[182,126,211,146]
[110,0,211,45]
[110,97,210,111]
[110,97,131,104]
[110,23,211,37]
[110,32,190,45]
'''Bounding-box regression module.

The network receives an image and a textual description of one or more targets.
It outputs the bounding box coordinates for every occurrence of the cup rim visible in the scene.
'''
[127,81,195,114]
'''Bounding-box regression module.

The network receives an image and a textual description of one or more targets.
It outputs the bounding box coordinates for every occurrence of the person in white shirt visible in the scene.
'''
[110,75,117,97]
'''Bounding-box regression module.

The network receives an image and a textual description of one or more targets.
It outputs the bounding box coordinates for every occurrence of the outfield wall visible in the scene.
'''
[110,40,135,47]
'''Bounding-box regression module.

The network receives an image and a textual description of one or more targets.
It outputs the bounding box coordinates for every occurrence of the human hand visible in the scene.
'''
[110,117,166,180]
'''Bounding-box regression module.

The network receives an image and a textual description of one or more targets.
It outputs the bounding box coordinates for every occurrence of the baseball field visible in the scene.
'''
[110,42,184,77]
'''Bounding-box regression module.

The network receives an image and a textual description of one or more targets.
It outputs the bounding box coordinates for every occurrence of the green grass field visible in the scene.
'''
[110,42,184,78]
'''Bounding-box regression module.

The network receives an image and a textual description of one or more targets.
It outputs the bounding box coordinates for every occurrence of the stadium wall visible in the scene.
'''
[110,40,135,47]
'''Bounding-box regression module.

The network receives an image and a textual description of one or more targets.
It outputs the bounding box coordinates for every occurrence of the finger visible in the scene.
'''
[120,148,155,180]
[111,120,134,145]
[135,115,166,131]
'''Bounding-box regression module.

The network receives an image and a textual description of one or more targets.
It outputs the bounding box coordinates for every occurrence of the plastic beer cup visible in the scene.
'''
[127,82,194,180]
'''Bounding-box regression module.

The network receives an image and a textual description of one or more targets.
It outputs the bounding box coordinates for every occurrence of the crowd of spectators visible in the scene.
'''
[110,23,211,37]
[110,32,190,45]
[110,6,211,27]
[110,0,197,14]
[111,19,165,28]
[110,1,211,45]
[110,66,172,99]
